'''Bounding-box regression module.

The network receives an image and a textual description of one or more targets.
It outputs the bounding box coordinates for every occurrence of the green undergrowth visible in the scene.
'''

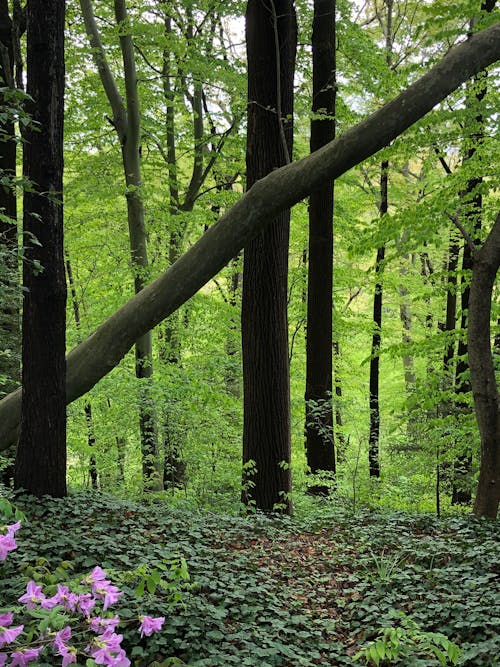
[1,490,498,666]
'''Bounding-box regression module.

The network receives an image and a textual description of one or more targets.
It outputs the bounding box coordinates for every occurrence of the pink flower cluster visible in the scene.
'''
[0,522,165,667]
[0,521,20,562]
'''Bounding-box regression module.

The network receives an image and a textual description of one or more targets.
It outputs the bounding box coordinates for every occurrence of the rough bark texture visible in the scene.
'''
[241,0,296,513]
[14,0,67,497]
[0,0,19,400]
[305,0,336,486]
[470,211,500,518]
[0,21,499,450]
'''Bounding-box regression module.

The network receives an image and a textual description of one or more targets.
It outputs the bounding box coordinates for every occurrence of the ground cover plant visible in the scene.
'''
[1,491,498,666]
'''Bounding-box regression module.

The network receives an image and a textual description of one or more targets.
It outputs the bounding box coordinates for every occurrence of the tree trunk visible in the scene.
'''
[368,240,385,479]
[80,0,160,490]
[0,1,20,486]
[470,211,500,518]
[304,0,336,491]
[66,252,98,489]
[0,0,20,400]
[451,3,493,504]
[241,0,296,513]
[14,0,67,498]
[0,21,499,452]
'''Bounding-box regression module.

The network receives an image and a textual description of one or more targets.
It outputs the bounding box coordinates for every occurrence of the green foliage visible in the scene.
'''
[1,491,498,665]
[353,612,461,666]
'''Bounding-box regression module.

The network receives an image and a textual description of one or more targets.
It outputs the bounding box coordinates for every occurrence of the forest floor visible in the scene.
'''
[1,491,499,666]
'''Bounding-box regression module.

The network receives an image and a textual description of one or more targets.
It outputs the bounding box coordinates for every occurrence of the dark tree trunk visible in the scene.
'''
[451,0,492,502]
[0,0,20,400]
[469,211,500,518]
[242,0,296,513]
[305,0,336,492]
[0,1,20,486]
[14,0,67,498]
[368,162,388,479]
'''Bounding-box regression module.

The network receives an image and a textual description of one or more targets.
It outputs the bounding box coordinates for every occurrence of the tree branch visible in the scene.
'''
[80,0,127,140]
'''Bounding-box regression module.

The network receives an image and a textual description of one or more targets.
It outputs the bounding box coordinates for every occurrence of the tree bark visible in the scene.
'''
[368,238,386,479]
[241,0,296,513]
[66,252,98,489]
[451,2,493,504]
[0,21,499,451]
[14,0,66,497]
[304,0,336,489]
[80,0,160,490]
[470,211,500,518]
[0,0,19,400]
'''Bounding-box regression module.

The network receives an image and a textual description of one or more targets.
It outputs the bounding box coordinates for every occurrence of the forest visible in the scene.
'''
[0,0,499,665]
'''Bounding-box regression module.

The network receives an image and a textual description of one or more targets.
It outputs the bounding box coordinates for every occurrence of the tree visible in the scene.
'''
[0,20,499,512]
[0,0,20,400]
[469,210,500,517]
[80,0,160,489]
[14,0,67,497]
[304,0,337,490]
[241,0,296,513]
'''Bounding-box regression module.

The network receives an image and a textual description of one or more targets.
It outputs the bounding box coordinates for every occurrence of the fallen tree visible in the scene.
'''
[1,21,499,454]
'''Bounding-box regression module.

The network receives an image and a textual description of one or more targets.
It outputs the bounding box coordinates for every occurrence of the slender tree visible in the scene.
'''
[65,252,98,489]
[368,0,394,478]
[80,0,160,490]
[14,0,67,497]
[304,0,337,492]
[241,0,297,512]
[368,193,386,479]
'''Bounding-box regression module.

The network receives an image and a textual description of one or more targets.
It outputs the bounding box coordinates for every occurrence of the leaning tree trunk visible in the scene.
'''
[304,0,336,492]
[14,0,67,498]
[0,21,499,454]
[241,0,296,513]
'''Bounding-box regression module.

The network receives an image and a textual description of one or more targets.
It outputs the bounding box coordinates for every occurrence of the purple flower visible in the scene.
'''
[6,520,21,537]
[9,646,43,666]
[0,521,21,560]
[0,534,17,561]
[0,614,13,627]
[138,615,165,638]
[0,623,24,647]
[89,631,130,667]
[41,584,78,611]
[92,582,123,611]
[18,581,46,609]
[61,650,77,667]
[53,625,72,651]
[53,627,77,667]
[77,592,96,617]
[0,653,7,666]
[89,615,120,635]
[83,566,108,585]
